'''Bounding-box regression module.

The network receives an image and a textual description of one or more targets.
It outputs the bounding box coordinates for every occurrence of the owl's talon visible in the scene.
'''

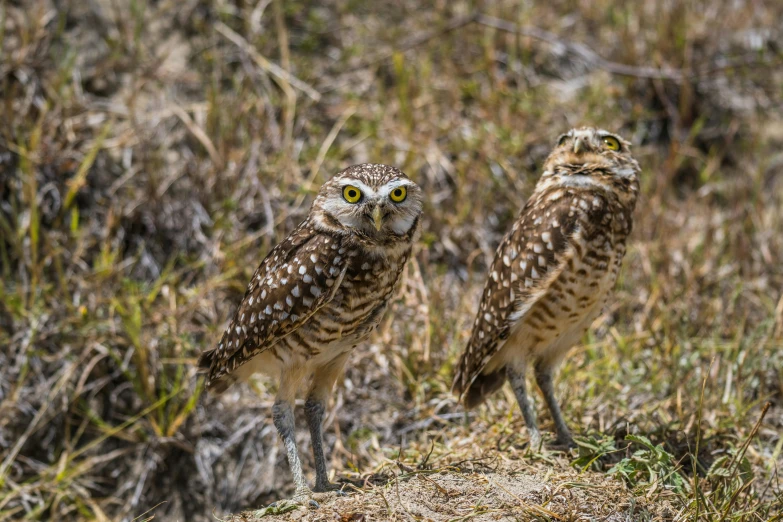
[552,436,577,450]
[313,481,345,493]
[308,499,320,509]
[291,489,312,504]
[528,433,543,451]
[251,499,301,517]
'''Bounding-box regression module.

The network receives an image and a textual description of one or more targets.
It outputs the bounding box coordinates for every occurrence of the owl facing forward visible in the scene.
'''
[199,164,422,502]
[452,128,640,447]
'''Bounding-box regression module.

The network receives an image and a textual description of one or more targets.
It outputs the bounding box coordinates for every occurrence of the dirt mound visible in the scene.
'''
[222,456,673,521]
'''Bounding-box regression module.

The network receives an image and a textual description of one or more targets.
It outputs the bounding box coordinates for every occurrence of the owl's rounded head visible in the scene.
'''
[541,127,640,192]
[312,164,423,238]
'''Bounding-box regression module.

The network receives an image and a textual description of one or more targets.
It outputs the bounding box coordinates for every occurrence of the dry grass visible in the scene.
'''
[1,0,782,521]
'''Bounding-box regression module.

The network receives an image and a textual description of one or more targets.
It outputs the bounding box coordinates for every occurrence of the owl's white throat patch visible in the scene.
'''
[389,213,416,235]
[560,175,603,188]
[547,171,607,190]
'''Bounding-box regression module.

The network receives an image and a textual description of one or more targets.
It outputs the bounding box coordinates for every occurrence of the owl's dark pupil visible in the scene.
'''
[394,190,401,196]
[348,190,356,197]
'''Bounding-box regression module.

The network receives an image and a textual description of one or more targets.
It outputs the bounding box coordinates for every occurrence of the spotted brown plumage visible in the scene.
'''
[452,128,640,448]
[199,223,348,392]
[199,164,422,502]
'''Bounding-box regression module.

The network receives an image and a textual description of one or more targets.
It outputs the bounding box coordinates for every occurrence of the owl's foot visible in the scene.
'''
[291,486,317,504]
[251,497,312,518]
[527,430,543,451]
[313,480,348,495]
[549,435,577,451]
[255,488,319,514]
[254,483,346,516]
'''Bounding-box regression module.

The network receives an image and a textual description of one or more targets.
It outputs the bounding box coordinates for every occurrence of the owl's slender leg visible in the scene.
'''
[304,398,331,491]
[305,354,349,492]
[272,399,311,501]
[534,366,575,448]
[506,365,541,448]
[273,366,311,502]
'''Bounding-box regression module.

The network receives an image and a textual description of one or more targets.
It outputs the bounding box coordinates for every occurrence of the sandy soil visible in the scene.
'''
[222,455,676,521]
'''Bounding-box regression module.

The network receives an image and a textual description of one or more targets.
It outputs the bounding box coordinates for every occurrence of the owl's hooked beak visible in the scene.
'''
[371,205,383,231]
[573,137,586,154]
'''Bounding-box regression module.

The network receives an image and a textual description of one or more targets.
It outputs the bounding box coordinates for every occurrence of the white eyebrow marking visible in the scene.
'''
[377,179,415,197]
[337,179,375,196]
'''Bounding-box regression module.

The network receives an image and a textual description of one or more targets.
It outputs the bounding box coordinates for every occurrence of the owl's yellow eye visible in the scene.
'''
[602,136,620,151]
[342,185,362,203]
[389,186,407,203]
[557,135,568,147]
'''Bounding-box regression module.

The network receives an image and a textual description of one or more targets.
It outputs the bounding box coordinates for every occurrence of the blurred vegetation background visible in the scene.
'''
[1,0,781,520]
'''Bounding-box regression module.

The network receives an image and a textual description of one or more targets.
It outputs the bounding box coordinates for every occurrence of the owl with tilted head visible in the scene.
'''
[199,164,422,503]
[453,127,640,448]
